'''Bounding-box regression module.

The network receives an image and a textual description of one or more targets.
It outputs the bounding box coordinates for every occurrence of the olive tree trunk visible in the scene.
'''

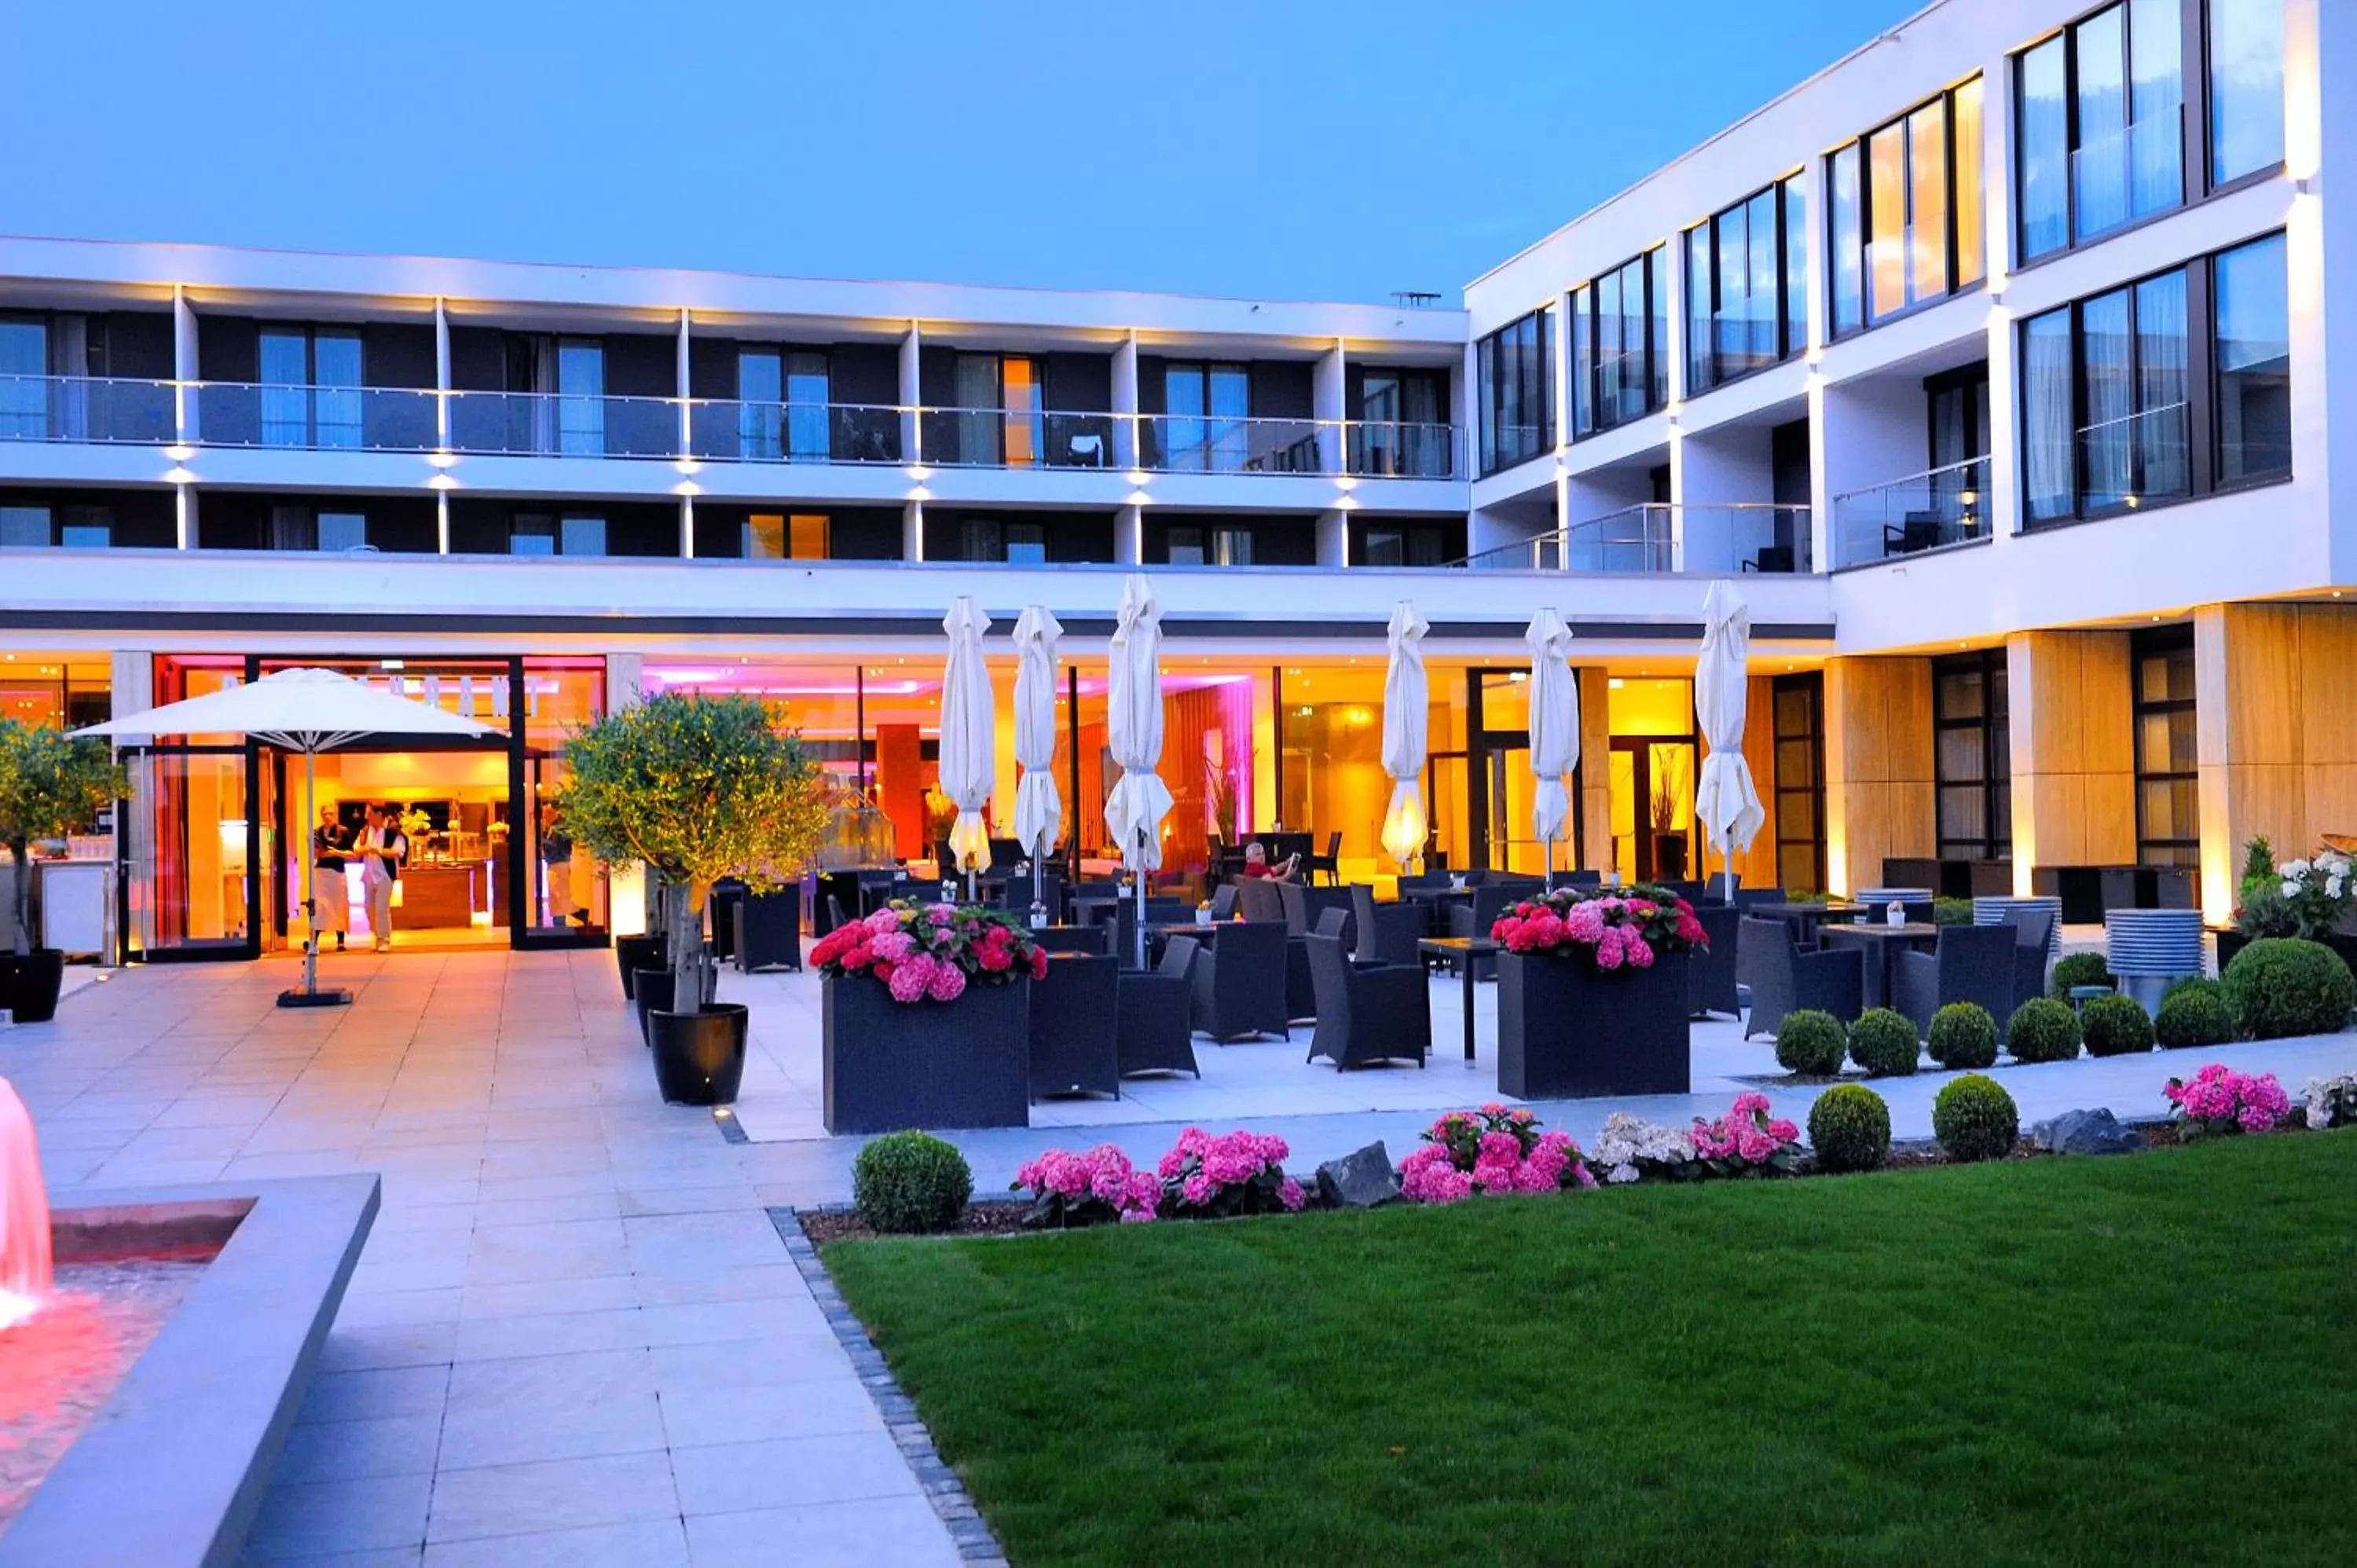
[667,874,713,1017]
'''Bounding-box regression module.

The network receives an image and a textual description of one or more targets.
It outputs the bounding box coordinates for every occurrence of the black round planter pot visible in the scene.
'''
[616,935,666,998]
[651,1004,749,1105]
[635,966,718,1047]
[2,949,65,1024]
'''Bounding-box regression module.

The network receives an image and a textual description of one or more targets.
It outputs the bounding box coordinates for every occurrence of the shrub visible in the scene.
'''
[2222,937,2357,1039]
[1808,1085,1891,1173]
[1932,897,1977,927]
[2164,1063,2293,1137]
[1159,1127,1304,1217]
[2006,998,2082,1064]
[1933,1074,2019,1162]
[2080,994,2155,1057]
[854,1131,973,1234]
[2156,981,2235,1049]
[2049,951,2114,998]
[1927,1002,1999,1069]
[2162,974,2223,1006]
[1774,1009,1848,1076]
[1847,1007,1921,1076]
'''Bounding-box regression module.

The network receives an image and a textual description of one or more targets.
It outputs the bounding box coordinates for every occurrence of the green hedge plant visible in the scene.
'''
[1926,1002,1998,1070]
[2005,998,2081,1064]
[1808,1085,1892,1174]
[1933,1074,2019,1163]
[2222,938,2357,1039]
[1774,1009,1848,1076]
[2048,951,2114,998]
[2080,994,2155,1057]
[2156,979,2235,1048]
[852,1130,974,1234]
[1846,1008,1921,1076]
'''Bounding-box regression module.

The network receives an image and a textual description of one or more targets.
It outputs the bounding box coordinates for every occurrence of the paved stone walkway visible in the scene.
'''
[4,952,964,1568]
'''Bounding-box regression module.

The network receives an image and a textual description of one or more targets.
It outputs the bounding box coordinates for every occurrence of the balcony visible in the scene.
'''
[189,383,439,452]
[917,408,1116,470]
[685,399,902,465]
[1343,420,1459,479]
[445,390,677,459]
[1460,504,1814,575]
[0,375,175,445]
[1831,456,1991,567]
[1138,413,1324,474]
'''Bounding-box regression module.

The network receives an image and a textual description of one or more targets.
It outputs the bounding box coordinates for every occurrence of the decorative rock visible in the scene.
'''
[1315,1141,1400,1208]
[2029,1108,2146,1156]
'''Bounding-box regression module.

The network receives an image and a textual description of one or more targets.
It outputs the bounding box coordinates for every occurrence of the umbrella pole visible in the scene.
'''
[302,748,317,997]
[1133,830,1147,971]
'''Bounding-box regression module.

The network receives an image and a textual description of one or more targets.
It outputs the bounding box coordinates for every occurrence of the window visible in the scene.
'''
[1475,310,1552,474]
[2017,0,2202,262]
[1568,248,1668,437]
[258,327,361,449]
[740,512,829,560]
[509,514,605,557]
[0,318,48,438]
[1354,368,1449,477]
[737,349,782,460]
[2209,0,2285,186]
[1168,526,1252,567]
[1356,523,1450,567]
[1165,362,1250,472]
[786,351,829,461]
[2213,232,2289,485]
[954,516,1049,563]
[556,339,604,456]
[1827,79,1984,336]
[2132,626,2200,867]
[2021,232,2282,522]
[1685,174,1806,393]
[1771,673,1826,893]
[1933,650,2011,863]
[1,504,51,547]
[317,512,368,551]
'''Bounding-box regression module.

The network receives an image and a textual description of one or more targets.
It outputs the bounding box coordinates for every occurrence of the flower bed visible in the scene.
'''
[1010,1128,1302,1226]
[2163,1063,2294,1137]
[1490,885,1707,969]
[1398,1105,1595,1203]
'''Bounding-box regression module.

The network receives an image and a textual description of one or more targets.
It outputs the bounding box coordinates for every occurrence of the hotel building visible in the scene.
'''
[0,0,2337,958]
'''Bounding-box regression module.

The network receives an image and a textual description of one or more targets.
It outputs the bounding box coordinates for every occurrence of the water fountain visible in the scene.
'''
[0,1079,50,1331]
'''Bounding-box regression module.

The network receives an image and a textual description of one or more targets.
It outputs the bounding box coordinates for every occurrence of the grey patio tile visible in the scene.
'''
[244,1471,434,1559]
[299,1363,452,1424]
[274,1413,446,1484]
[419,1518,689,1568]
[423,1453,681,1543]
[622,1210,785,1270]
[438,1348,665,1469]
[683,1498,962,1568]
[669,1431,921,1515]
[457,1273,640,1320]
[658,1375,881,1449]
[452,1306,649,1361]
[317,1321,461,1373]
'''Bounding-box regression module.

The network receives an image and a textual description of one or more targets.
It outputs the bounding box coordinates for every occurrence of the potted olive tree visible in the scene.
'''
[0,719,126,1024]
[562,693,826,1104]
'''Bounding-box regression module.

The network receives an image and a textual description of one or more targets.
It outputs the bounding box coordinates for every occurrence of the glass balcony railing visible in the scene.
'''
[2072,103,2184,243]
[189,382,441,452]
[1456,504,1813,574]
[445,390,680,459]
[1138,414,1327,474]
[1832,456,1992,566]
[2078,401,2191,513]
[684,400,904,464]
[1343,420,1458,479]
[917,408,1117,469]
[0,374,176,445]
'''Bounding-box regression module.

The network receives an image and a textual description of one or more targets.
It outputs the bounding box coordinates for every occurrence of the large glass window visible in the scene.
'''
[258,327,361,450]
[1827,79,1984,336]
[2132,627,2200,867]
[555,339,604,456]
[1568,248,1667,438]
[1933,650,2011,863]
[737,348,783,460]
[2213,231,2290,486]
[2017,0,2185,261]
[2209,0,2286,185]
[1772,673,1826,894]
[1685,174,1806,394]
[1166,361,1251,473]
[786,350,830,461]
[1475,310,1552,474]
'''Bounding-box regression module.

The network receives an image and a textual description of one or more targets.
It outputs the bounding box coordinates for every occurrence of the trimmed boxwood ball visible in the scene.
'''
[2080,993,2155,1057]
[1808,1084,1892,1173]
[2156,980,2235,1049]
[1847,1007,1922,1076]
[1926,1002,1998,1070]
[2222,937,2357,1041]
[1775,1009,1848,1076]
[1933,1073,2019,1163]
[2005,998,2082,1064]
[2048,951,2114,999]
[852,1130,974,1234]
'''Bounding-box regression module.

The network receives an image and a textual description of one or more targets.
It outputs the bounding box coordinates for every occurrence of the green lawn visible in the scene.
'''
[824,1133,2357,1566]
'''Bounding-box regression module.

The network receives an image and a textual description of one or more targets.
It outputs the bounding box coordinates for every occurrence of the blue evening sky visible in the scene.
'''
[0,0,1922,302]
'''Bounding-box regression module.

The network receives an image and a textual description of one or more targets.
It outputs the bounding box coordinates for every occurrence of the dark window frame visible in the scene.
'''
[1825,75,1987,343]
[1932,650,2011,863]
[1475,310,1554,476]
[1567,245,1670,440]
[1770,672,1827,894]
[1684,173,1809,396]
[2130,623,2201,867]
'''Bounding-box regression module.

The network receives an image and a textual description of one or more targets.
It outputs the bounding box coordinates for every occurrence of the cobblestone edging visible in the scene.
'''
[767,1208,1010,1568]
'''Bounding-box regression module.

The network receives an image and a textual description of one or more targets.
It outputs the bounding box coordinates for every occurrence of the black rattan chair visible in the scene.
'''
[2002,906,2057,1013]
[1118,937,1201,1078]
[1306,831,1342,885]
[1304,932,1428,1070]
[1893,924,2017,1041]
[1235,877,1284,925]
[1351,884,1424,969]
[1190,920,1289,1042]
[1684,900,1739,1017]
[1446,884,1519,980]
[1028,953,1120,1101]
[1032,925,1111,956]
[1742,915,1864,1039]
[1209,883,1239,919]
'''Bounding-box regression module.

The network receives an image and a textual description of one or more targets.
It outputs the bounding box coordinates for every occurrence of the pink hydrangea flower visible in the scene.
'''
[870,929,915,962]
[926,962,966,1002]
[887,953,937,1002]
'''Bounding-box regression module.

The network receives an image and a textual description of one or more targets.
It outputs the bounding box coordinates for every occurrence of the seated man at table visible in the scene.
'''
[1237,841,1299,882]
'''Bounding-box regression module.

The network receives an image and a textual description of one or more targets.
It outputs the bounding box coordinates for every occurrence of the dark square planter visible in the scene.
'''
[823,973,1030,1134]
[1497,947,1691,1100]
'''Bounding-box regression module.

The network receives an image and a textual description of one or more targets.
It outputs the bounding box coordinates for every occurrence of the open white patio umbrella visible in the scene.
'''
[1010,604,1065,923]
[1380,600,1431,872]
[1694,578,1766,903]
[1103,573,1172,968]
[74,667,497,1008]
[1527,607,1580,881]
[938,595,996,901]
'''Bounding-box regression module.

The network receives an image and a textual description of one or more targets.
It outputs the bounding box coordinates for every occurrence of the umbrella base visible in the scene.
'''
[276,987,354,1009]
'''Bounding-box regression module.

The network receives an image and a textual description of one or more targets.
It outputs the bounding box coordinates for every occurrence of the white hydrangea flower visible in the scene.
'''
[2281,881,2301,899]
[2282,857,2311,878]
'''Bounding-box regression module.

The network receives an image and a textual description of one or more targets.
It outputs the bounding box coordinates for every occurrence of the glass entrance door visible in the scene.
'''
[521,749,607,941]
[123,747,256,959]
[1609,738,1699,883]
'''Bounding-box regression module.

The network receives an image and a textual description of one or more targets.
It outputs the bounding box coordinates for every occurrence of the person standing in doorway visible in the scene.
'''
[539,799,576,925]
[358,803,408,953]
[311,804,352,952]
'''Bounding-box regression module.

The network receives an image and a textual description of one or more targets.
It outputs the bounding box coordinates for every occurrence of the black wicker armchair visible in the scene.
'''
[1304,932,1428,1070]
[1028,953,1120,1101]
[1118,937,1200,1078]
[1893,925,2017,1041]
[1741,915,1865,1040]
[1684,901,1740,1018]
[1189,920,1290,1042]
[1351,884,1425,969]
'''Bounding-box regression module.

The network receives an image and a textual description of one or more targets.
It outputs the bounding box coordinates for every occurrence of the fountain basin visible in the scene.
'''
[0,1175,378,1568]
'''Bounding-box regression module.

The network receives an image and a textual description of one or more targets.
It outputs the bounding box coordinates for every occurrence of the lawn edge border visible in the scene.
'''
[767,1206,1012,1568]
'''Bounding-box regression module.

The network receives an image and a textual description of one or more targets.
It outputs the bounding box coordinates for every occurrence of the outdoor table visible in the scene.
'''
[1399,885,1476,936]
[1746,901,1864,946]
[1417,936,1495,1062]
[1145,919,1230,962]
[1818,921,1942,1009]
